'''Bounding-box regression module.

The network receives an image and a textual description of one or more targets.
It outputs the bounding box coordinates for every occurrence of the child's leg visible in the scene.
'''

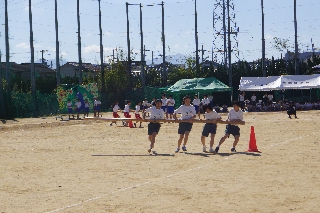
[177,134,184,148]
[201,136,206,146]
[232,135,240,148]
[209,134,216,148]
[218,134,229,146]
[150,132,157,149]
[183,131,190,146]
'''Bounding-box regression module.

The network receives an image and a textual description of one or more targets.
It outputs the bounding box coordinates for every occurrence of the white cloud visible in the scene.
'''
[104,31,113,37]
[61,52,68,56]
[84,45,100,54]
[16,42,29,49]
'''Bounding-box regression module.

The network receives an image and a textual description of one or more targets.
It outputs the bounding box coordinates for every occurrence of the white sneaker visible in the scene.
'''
[203,146,207,152]
[209,147,215,153]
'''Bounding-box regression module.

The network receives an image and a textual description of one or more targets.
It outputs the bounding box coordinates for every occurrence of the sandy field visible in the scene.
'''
[0,110,320,213]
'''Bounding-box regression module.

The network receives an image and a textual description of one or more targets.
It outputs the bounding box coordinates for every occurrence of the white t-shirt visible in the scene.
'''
[192,98,201,106]
[251,95,256,102]
[142,100,149,107]
[67,102,72,108]
[201,98,210,105]
[161,98,168,106]
[228,108,244,121]
[204,110,221,120]
[94,100,101,106]
[268,94,273,101]
[239,95,244,101]
[208,95,213,101]
[145,107,165,120]
[135,105,141,114]
[167,98,175,106]
[75,102,82,108]
[113,104,120,112]
[85,102,89,108]
[174,105,196,120]
[124,104,130,113]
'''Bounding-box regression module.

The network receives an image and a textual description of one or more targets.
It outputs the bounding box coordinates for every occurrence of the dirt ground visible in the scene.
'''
[0,110,320,213]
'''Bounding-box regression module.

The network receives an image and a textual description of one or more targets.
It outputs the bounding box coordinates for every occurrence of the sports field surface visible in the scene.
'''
[1,111,319,213]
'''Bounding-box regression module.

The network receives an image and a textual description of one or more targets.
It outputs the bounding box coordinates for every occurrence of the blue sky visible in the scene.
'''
[0,0,319,66]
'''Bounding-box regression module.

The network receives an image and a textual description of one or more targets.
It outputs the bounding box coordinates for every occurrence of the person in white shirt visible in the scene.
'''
[84,99,90,117]
[142,98,149,111]
[192,94,201,119]
[215,101,245,153]
[267,93,273,103]
[161,94,168,113]
[75,99,82,119]
[123,100,134,128]
[143,99,165,154]
[134,101,143,128]
[201,94,210,117]
[110,101,122,126]
[173,96,197,153]
[94,98,101,117]
[66,99,73,114]
[238,92,245,111]
[201,105,222,153]
[166,95,175,119]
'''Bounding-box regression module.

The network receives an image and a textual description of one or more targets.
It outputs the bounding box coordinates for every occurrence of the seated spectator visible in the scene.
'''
[222,104,228,112]
[256,102,262,111]
[247,104,254,112]
[214,104,221,113]
[275,101,281,111]
[306,102,313,110]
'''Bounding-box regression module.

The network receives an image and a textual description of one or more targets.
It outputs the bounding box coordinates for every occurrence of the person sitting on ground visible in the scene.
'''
[214,104,221,113]
[222,104,228,113]
[287,102,297,119]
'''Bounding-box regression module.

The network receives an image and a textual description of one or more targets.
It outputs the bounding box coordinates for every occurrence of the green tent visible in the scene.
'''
[166,77,231,94]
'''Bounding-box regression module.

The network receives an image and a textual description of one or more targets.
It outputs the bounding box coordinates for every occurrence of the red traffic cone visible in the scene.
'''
[127,115,134,128]
[247,126,261,152]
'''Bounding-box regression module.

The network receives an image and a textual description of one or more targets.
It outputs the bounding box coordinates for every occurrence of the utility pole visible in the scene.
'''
[261,0,266,77]
[29,0,38,117]
[0,50,4,118]
[294,0,299,75]
[140,3,145,88]
[160,1,166,86]
[195,0,199,77]
[227,0,233,102]
[55,0,60,85]
[5,0,10,90]
[223,0,227,69]
[77,0,82,84]
[98,0,106,109]
[152,51,154,64]
[40,50,47,65]
[126,2,132,89]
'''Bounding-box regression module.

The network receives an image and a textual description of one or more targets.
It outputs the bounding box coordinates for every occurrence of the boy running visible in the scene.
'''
[123,100,134,128]
[143,99,165,154]
[110,101,121,126]
[174,96,196,153]
[215,101,245,153]
[201,105,222,153]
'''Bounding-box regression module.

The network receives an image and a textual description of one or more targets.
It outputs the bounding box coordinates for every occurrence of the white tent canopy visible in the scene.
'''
[239,75,320,91]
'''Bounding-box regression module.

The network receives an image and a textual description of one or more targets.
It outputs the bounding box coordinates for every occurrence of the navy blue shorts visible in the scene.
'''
[202,123,217,137]
[148,122,161,135]
[225,124,240,137]
[161,106,167,112]
[178,122,193,135]
[68,108,72,113]
[194,105,199,113]
[85,107,89,113]
[167,106,174,114]
[94,106,101,111]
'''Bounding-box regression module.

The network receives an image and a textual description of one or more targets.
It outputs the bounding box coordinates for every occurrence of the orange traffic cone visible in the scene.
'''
[127,115,134,128]
[247,126,261,152]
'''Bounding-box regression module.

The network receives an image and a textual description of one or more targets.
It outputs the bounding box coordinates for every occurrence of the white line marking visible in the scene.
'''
[46,131,318,213]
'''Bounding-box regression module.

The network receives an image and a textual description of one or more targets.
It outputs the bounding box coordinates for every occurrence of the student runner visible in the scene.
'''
[201,105,222,153]
[174,96,197,153]
[110,101,122,126]
[143,99,165,154]
[123,100,134,128]
[215,101,245,153]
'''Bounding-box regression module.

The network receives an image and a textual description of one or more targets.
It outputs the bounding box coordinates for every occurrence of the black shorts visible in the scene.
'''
[225,124,240,137]
[148,122,161,135]
[202,105,208,113]
[202,123,217,137]
[178,122,193,135]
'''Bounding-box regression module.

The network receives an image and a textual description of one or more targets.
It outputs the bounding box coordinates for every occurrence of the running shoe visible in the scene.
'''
[148,148,152,153]
[231,147,237,153]
[203,146,207,152]
[209,147,215,153]
[215,146,219,153]
[182,146,187,151]
[175,148,180,153]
